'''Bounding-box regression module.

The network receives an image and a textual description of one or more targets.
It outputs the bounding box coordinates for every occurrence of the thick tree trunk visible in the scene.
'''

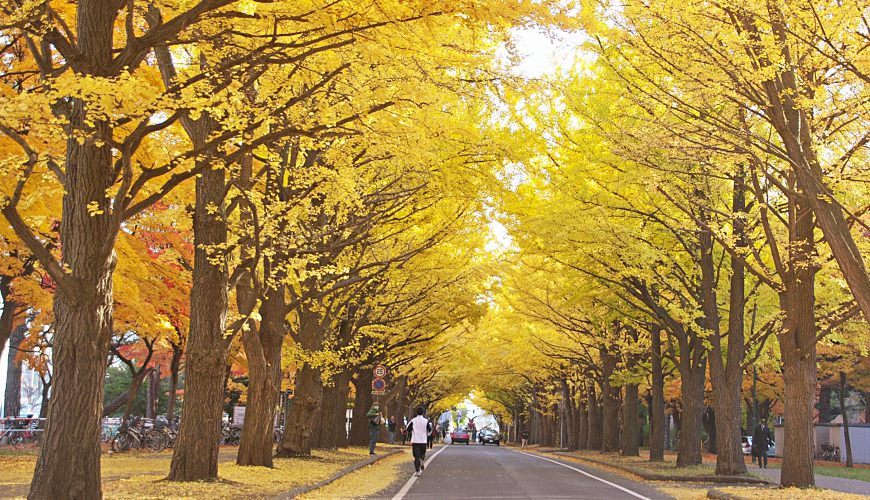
[168,151,229,481]
[676,363,705,467]
[621,384,639,456]
[237,290,285,466]
[349,369,373,446]
[276,305,327,457]
[778,193,818,488]
[650,327,666,461]
[4,325,26,417]
[561,380,576,450]
[317,371,351,449]
[601,350,620,452]
[587,385,602,450]
[707,174,748,475]
[575,399,588,449]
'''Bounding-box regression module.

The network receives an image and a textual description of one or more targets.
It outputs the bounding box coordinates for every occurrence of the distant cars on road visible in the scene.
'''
[451,428,470,444]
[479,429,500,446]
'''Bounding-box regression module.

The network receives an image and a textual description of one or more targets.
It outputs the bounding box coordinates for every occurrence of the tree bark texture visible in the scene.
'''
[316,371,351,449]
[587,385,602,450]
[778,193,818,488]
[0,279,21,369]
[575,399,588,449]
[28,118,117,500]
[276,305,326,457]
[621,384,640,456]
[706,174,748,475]
[167,341,182,420]
[4,325,26,417]
[676,362,705,467]
[601,350,620,452]
[237,289,286,466]
[168,148,229,481]
[649,327,666,461]
[561,380,576,450]
[349,369,374,446]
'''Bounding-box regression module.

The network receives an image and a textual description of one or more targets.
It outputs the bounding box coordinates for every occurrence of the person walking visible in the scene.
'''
[520,429,529,449]
[387,416,397,444]
[366,403,383,455]
[752,419,772,468]
[406,406,431,477]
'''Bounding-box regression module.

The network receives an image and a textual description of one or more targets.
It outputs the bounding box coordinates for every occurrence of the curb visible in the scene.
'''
[707,488,749,500]
[546,451,773,485]
[272,448,404,499]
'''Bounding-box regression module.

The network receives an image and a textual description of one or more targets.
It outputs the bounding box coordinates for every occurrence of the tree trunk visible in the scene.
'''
[349,368,373,446]
[317,371,351,449]
[840,372,853,468]
[146,366,160,420]
[0,279,20,371]
[621,384,639,456]
[676,363,705,467]
[707,173,748,475]
[4,325,26,417]
[167,342,182,420]
[276,305,327,457]
[649,327,666,461]
[601,350,620,452]
[778,192,818,488]
[237,289,285,466]
[28,249,115,500]
[587,385,602,450]
[168,150,229,481]
[702,407,716,454]
[561,380,576,450]
[38,378,50,420]
[575,399,588,449]
[122,367,153,421]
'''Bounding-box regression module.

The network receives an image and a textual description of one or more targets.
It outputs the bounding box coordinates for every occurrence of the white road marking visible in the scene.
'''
[390,444,450,500]
[513,449,653,500]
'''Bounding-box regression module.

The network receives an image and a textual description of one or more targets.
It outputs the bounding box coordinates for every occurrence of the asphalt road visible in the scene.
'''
[383,443,672,500]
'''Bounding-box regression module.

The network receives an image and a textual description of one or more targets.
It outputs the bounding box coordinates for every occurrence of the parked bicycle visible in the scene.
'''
[815,442,841,462]
[111,417,165,452]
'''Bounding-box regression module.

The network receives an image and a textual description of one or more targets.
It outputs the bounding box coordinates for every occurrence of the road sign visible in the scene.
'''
[373,365,387,378]
[372,376,386,395]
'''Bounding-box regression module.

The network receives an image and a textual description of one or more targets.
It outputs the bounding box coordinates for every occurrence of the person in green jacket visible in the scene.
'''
[366,403,383,455]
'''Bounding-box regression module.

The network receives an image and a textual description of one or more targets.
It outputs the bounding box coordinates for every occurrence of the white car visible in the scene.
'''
[742,435,777,456]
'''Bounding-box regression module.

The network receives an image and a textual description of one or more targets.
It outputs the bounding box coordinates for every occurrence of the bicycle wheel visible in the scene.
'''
[111,432,133,452]
[144,430,166,452]
[10,434,25,449]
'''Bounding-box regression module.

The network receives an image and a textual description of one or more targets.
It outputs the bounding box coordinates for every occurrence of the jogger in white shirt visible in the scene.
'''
[405,406,431,476]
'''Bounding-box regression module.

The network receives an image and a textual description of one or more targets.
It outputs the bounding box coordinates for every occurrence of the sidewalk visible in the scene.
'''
[752,467,870,496]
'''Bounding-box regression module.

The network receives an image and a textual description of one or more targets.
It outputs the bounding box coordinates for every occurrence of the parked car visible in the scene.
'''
[479,429,500,446]
[451,428,470,444]
[741,436,753,455]
[741,435,777,457]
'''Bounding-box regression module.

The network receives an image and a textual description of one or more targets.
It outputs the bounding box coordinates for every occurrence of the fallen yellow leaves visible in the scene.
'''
[0,447,374,499]
[300,448,409,499]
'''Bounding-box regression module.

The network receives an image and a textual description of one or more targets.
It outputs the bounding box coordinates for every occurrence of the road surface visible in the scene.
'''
[383,443,671,499]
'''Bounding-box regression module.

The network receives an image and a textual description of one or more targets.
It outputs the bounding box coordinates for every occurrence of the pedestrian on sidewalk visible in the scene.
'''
[406,406,431,477]
[367,403,384,455]
[388,416,397,444]
[521,429,529,449]
[753,419,772,468]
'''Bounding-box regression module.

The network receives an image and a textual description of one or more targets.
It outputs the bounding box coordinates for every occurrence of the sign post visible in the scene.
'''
[371,365,387,399]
